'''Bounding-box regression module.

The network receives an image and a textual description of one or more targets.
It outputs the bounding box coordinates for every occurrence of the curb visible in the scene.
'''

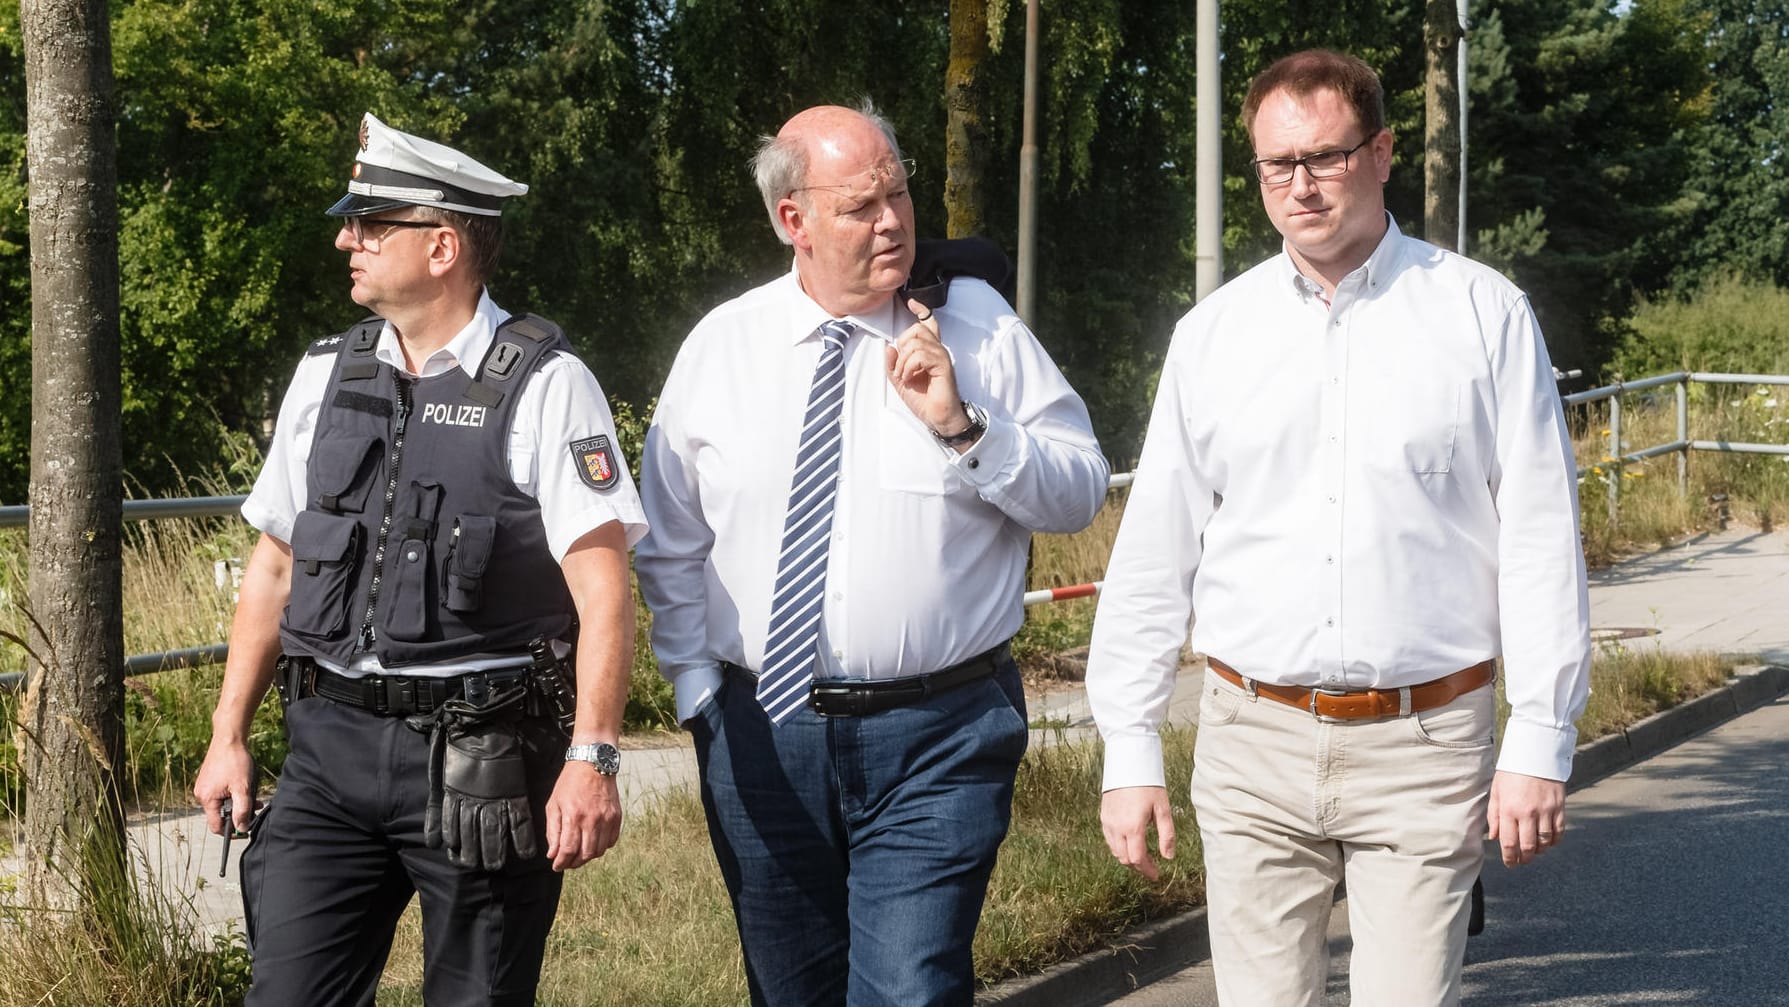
[975,663,1789,1007]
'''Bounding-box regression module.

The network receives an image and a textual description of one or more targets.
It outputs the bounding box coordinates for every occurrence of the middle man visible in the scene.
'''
[636,101,1109,1006]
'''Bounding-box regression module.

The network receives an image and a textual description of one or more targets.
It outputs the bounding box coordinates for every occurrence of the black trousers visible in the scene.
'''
[240,693,566,1007]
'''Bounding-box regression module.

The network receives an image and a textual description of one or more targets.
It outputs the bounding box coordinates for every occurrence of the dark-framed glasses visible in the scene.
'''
[791,158,918,197]
[1250,136,1373,185]
[343,216,439,251]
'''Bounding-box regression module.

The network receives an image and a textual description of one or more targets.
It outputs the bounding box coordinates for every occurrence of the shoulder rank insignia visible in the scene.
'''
[570,435,620,491]
[307,334,347,356]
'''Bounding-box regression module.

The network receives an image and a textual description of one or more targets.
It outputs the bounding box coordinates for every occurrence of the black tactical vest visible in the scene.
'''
[279,314,577,668]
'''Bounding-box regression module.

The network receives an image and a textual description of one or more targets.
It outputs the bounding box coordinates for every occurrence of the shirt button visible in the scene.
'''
[1325,555,1334,565]
[1327,495,1337,504]
[831,649,843,659]
[1325,617,1335,627]
[1330,377,1339,385]
[968,458,980,470]
[405,550,419,562]
[831,591,843,602]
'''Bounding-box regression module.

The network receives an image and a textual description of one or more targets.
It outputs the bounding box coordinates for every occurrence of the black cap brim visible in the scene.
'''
[326,192,414,217]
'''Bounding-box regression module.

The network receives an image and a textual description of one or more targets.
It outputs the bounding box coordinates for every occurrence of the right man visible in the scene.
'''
[1086,50,1591,1005]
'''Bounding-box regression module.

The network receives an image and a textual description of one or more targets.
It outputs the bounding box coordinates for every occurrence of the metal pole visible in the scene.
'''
[1194,0,1222,300]
[1016,0,1040,323]
[1456,0,1470,254]
[1676,376,1689,500]
[1608,394,1622,525]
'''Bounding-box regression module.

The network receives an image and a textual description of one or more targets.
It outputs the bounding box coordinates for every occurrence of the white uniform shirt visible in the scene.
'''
[1087,218,1591,787]
[244,290,649,677]
[636,267,1110,723]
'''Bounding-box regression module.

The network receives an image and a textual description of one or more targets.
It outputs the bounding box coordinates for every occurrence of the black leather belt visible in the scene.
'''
[800,642,1010,718]
[279,655,531,717]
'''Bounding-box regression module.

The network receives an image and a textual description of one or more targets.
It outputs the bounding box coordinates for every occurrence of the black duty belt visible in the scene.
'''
[279,655,531,717]
[792,642,1010,718]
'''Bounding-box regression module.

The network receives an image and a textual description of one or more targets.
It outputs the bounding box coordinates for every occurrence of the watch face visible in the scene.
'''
[595,743,621,775]
[569,743,621,775]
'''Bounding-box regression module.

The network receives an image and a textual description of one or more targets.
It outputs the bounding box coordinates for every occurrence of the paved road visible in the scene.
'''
[1103,693,1789,1007]
[1097,526,1789,1007]
[9,528,1786,961]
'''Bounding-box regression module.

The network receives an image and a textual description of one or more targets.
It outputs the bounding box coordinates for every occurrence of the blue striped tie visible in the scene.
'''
[758,320,852,723]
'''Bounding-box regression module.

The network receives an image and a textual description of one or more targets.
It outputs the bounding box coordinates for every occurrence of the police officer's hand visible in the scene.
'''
[1488,770,1566,867]
[194,736,256,836]
[1101,785,1177,881]
[544,761,622,871]
[885,296,971,438]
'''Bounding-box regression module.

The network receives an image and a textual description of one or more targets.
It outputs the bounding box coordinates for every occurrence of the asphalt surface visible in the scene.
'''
[1095,691,1789,1007]
[6,527,1785,1002]
[1065,526,1789,1007]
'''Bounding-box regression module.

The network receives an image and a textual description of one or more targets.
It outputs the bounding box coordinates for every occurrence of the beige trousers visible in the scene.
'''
[1190,670,1496,1007]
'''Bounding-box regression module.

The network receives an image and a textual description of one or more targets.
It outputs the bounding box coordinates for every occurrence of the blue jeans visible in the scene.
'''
[690,656,1029,1007]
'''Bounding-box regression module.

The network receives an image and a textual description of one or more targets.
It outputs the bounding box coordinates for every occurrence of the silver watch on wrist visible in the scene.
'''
[932,400,988,448]
[565,742,621,776]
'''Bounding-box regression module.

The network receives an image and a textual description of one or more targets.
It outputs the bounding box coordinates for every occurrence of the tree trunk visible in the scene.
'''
[945,0,991,238]
[19,0,127,906]
[1424,0,1461,252]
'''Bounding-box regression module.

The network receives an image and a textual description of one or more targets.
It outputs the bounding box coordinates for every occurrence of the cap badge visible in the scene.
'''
[359,117,370,151]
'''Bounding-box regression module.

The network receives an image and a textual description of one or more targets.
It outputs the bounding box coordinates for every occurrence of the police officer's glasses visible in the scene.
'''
[343,216,440,252]
[1250,136,1373,185]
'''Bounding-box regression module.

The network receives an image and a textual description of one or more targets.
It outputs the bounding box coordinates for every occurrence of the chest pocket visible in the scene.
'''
[309,433,382,513]
[877,401,951,495]
[1362,382,1459,476]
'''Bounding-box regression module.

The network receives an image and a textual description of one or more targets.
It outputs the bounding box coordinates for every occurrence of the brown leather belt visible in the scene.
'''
[1206,657,1495,721]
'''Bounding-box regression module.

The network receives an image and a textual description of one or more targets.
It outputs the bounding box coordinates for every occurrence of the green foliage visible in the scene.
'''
[1616,274,1789,376]
[1467,0,1712,371]
[1669,0,1789,290]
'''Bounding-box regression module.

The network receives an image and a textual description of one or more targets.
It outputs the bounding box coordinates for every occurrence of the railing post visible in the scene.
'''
[1676,376,1688,500]
[1608,391,1622,524]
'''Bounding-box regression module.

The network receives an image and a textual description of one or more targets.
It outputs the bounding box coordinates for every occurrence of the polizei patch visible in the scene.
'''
[571,435,620,491]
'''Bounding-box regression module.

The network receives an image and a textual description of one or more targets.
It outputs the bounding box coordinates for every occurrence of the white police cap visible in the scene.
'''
[326,112,528,218]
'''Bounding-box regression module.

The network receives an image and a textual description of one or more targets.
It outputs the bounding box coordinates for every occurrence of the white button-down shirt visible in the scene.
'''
[243,290,648,676]
[1087,218,1591,787]
[637,267,1110,723]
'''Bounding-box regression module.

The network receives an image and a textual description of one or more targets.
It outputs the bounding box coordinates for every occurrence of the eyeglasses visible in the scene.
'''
[791,158,918,198]
[342,216,439,251]
[1250,136,1374,185]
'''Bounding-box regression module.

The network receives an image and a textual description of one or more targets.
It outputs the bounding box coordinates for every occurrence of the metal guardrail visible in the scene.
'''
[1561,372,1789,522]
[7,373,1786,685]
[0,494,247,530]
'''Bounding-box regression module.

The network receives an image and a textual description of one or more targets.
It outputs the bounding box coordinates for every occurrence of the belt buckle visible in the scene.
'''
[807,683,856,718]
[1310,685,1352,723]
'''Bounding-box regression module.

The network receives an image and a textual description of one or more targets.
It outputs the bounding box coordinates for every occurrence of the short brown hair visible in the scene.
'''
[409,205,505,283]
[1241,49,1385,143]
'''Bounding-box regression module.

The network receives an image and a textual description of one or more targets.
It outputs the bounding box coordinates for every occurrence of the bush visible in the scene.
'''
[1615,275,1789,378]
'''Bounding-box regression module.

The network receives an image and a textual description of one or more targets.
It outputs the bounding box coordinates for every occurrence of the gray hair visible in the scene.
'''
[752,99,904,245]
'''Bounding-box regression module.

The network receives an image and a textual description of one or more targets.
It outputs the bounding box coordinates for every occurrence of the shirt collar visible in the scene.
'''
[1282,211,1407,301]
[374,289,510,378]
[779,262,900,345]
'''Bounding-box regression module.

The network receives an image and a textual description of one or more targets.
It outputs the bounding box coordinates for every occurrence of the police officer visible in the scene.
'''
[193,112,647,1006]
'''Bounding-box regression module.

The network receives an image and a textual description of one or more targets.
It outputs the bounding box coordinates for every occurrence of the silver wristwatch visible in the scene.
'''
[932,400,988,448]
[565,742,621,776]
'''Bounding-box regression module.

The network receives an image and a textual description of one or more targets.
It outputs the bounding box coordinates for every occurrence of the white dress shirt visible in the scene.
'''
[1087,218,1591,787]
[243,289,649,676]
[636,266,1110,723]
